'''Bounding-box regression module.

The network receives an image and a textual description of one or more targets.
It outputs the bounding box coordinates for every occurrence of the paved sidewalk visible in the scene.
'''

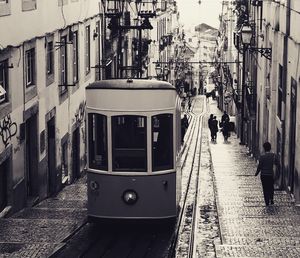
[207,99,300,257]
[0,177,87,258]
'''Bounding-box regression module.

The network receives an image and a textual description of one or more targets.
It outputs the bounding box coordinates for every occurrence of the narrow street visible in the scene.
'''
[208,97,300,257]
[0,94,299,257]
[1,1,300,257]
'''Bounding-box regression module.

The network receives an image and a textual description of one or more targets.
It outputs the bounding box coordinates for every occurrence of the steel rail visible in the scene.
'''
[166,103,204,258]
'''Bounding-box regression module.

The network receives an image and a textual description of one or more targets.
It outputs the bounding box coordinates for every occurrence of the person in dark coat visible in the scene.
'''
[181,114,189,144]
[221,111,230,125]
[255,142,280,206]
[188,98,192,112]
[221,119,230,141]
[220,111,230,141]
[211,116,218,142]
[208,114,214,141]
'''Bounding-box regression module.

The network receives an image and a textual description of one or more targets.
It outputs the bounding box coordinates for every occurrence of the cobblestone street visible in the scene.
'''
[1,97,300,258]
[208,98,300,257]
[0,179,87,258]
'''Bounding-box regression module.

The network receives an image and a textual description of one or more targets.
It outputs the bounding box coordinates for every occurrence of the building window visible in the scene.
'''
[59,35,68,94]
[72,31,79,83]
[22,0,36,11]
[152,114,173,171]
[46,41,54,76]
[95,20,101,81]
[277,64,283,119]
[85,25,91,75]
[0,0,10,17]
[25,48,35,87]
[88,113,108,171]
[0,59,8,104]
[112,115,147,172]
[58,0,68,6]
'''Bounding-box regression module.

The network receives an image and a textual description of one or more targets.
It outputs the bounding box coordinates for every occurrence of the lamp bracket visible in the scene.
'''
[250,47,272,60]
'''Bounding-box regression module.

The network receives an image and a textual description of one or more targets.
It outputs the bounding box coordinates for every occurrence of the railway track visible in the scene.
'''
[52,97,206,258]
[167,97,205,258]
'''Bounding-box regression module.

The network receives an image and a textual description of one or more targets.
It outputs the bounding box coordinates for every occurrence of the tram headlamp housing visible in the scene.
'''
[122,190,138,205]
[90,180,99,191]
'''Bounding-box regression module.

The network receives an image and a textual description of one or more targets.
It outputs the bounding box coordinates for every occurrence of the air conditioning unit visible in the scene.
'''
[0,84,7,104]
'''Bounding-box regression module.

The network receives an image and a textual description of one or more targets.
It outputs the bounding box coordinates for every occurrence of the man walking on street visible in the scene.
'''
[255,142,280,206]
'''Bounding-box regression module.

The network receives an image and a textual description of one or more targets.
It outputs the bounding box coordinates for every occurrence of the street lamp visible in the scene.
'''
[240,24,253,46]
[238,23,252,145]
[240,23,272,60]
[155,63,169,81]
[155,63,162,78]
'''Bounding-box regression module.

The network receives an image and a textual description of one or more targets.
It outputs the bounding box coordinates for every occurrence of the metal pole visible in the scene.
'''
[138,28,142,78]
[240,45,246,145]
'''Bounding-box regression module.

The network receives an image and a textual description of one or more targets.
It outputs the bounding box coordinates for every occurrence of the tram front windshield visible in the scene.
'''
[112,115,147,172]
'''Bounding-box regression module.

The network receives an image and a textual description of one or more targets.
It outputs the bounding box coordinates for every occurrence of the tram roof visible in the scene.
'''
[86,79,176,90]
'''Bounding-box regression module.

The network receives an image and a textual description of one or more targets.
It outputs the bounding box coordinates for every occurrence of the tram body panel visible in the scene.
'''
[86,89,177,112]
[86,79,181,220]
[87,172,176,219]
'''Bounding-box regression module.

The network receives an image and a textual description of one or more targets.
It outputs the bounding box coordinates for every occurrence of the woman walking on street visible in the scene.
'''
[208,114,214,141]
[211,116,218,142]
[255,142,280,206]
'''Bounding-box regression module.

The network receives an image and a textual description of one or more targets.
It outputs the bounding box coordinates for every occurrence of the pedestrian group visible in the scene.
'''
[208,111,232,142]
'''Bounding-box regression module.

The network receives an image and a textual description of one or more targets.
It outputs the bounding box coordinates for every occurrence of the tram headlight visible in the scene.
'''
[122,190,138,205]
[89,180,99,191]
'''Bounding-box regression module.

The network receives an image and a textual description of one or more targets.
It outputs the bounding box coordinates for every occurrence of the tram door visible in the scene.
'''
[72,128,80,179]
[288,78,297,193]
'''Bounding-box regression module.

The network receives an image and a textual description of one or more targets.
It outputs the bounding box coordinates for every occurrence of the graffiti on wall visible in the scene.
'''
[0,114,17,148]
[75,101,86,125]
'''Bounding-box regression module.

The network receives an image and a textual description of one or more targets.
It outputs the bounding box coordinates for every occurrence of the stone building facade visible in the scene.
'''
[218,0,300,205]
[0,0,103,215]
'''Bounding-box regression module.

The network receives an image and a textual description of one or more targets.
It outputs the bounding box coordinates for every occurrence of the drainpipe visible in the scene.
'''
[280,0,291,189]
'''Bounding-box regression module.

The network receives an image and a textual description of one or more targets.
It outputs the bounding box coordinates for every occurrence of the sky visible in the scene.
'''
[177,0,223,30]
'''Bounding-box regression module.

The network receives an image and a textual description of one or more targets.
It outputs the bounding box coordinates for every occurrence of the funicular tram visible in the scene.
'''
[86,79,182,220]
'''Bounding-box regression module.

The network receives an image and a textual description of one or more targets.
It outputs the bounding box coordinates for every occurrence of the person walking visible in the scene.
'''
[221,118,230,142]
[255,142,280,206]
[211,116,218,142]
[221,111,230,125]
[208,114,214,141]
[188,99,192,112]
[181,114,189,144]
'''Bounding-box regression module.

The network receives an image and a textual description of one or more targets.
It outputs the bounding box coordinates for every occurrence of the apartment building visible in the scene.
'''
[0,0,103,215]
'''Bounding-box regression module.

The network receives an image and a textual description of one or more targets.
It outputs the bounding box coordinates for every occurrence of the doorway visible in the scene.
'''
[289,78,297,193]
[47,117,56,196]
[72,127,80,179]
[25,114,38,197]
[0,158,9,212]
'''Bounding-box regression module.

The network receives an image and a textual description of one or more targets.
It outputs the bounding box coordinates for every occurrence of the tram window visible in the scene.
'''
[112,115,147,172]
[152,114,173,171]
[88,113,108,170]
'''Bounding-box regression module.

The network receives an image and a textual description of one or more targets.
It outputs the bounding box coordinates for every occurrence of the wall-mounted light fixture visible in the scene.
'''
[240,23,272,60]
